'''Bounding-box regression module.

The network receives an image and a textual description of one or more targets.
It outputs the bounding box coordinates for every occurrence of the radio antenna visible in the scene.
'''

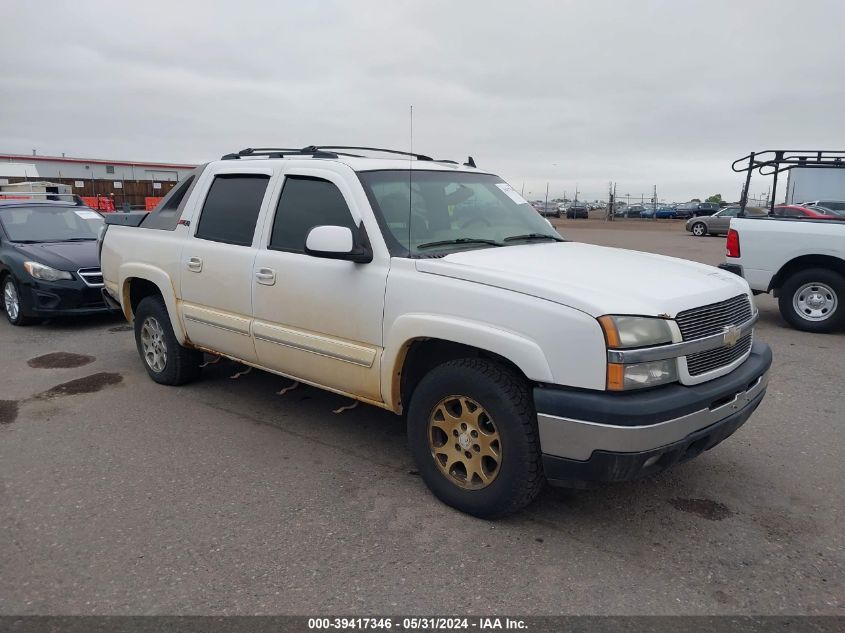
[408,105,413,251]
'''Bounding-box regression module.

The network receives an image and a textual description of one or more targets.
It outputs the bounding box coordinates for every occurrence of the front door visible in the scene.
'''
[251,170,389,402]
[179,168,274,362]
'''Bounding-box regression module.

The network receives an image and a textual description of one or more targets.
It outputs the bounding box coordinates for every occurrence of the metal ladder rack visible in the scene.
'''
[732,149,845,213]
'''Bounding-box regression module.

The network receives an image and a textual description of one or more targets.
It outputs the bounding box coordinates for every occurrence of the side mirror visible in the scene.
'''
[305,225,372,263]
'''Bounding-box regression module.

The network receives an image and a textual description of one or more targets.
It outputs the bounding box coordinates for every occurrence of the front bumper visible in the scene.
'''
[535,340,772,486]
[19,278,117,317]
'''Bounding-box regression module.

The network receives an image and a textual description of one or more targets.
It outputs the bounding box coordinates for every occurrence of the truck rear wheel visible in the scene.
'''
[778,268,845,333]
[134,296,202,385]
[407,358,543,518]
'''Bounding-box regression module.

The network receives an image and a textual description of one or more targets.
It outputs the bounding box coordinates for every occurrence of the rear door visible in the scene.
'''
[251,167,389,402]
[179,166,275,362]
[710,207,739,234]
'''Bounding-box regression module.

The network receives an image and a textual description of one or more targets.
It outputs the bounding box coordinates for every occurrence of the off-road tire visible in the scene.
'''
[778,268,845,333]
[407,358,544,518]
[134,295,202,385]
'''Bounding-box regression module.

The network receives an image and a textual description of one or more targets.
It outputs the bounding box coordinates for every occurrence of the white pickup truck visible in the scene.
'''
[720,216,845,333]
[100,146,772,517]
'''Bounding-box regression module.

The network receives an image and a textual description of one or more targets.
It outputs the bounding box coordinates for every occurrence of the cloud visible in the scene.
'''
[1,0,843,201]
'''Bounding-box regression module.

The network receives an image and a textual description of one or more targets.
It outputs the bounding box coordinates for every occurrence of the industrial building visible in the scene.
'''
[0,152,196,209]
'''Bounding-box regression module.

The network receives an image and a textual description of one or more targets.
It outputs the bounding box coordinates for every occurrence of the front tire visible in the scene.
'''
[134,295,202,385]
[407,358,544,518]
[778,268,844,333]
[691,222,707,237]
[2,275,36,326]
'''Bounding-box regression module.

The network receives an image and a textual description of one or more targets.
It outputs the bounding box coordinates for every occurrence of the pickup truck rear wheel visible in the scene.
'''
[779,268,844,333]
[407,358,543,518]
[134,296,202,385]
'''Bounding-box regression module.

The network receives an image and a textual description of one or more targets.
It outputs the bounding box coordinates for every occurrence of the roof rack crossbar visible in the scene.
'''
[303,146,434,161]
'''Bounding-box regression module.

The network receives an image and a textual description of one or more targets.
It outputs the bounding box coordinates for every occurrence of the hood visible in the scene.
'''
[415,242,751,318]
[13,240,100,271]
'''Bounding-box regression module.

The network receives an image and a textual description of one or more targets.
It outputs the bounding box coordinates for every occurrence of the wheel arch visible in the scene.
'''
[769,254,845,294]
[382,315,554,413]
[120,264,188,344]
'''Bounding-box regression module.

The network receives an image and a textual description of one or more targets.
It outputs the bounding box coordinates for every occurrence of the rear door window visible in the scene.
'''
[194,174,270,246]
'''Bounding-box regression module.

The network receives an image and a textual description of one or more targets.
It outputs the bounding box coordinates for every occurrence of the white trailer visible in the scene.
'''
[785,167,845,204]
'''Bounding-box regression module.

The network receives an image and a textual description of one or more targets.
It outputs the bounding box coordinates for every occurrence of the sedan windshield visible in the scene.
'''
[0,205,103,242]
[359,170,561,255]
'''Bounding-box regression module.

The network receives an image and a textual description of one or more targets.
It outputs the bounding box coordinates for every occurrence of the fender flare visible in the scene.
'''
[119,263,188,345]
[381,313,554,411]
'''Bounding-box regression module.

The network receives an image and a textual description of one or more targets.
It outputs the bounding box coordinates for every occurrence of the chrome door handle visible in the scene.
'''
[255,267,276,285]
[187,256,203,272]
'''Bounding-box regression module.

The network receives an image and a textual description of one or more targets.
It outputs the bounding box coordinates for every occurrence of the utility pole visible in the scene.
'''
[544,182,549,211]
[652,184,657,219]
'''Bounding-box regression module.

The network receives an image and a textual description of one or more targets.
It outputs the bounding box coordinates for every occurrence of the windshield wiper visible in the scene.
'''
[62,237,96,241]
[503,233,564,243]
[417,237,504,249]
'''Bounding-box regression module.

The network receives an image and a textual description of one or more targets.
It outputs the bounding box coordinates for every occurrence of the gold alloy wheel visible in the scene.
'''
[428,395,502,490]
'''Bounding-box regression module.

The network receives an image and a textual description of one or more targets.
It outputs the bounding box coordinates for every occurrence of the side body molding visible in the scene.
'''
[381,313,554,411]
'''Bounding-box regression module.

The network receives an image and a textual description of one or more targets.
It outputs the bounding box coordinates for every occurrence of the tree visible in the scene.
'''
[691,198,701,203]
[706,194,723,204]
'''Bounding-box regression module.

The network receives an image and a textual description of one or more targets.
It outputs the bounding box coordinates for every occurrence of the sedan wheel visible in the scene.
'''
[691,222,707,237]
[3,278,20,322]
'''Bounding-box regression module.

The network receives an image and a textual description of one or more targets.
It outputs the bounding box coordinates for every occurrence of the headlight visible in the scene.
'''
[598,315,673,348]
[607,358,678,391]
[599,315,678,390]
[23,261,73,281]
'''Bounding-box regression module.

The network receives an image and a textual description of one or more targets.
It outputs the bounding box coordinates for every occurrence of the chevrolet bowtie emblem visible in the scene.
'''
[723,325,741,347]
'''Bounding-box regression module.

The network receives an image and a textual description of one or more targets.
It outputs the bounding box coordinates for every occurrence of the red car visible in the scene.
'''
[772,204,845,220]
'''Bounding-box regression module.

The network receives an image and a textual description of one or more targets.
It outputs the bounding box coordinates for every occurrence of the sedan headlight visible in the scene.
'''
[599,315,678,391]
[23,261,73,281]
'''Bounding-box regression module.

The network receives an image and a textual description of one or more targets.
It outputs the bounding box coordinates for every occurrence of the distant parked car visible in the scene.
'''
[623,204,646,218]
[536,202,561,218]
[693,202,720,216]
[566,202,589,219]
[686,206,766,237]
[773,204,845,220]
[655,206,678,219]
[800,200,845,214]
[675,202,698,219]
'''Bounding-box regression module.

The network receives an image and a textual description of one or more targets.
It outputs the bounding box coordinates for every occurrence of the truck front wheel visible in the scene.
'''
[778,268,845,333]
[134,296,203,385]
[407,358,544,518]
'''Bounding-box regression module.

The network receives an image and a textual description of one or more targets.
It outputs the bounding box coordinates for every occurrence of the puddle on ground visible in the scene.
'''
[0,400,18,424]
[669,497,734,521]
[108,325,133,333]
[27,352,95,369]
[38,372,123,398]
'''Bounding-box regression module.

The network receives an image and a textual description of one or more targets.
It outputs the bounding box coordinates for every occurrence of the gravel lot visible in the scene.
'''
[1,219,842,615]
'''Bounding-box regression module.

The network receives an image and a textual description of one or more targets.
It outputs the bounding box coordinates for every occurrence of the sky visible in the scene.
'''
[2,0,844,202]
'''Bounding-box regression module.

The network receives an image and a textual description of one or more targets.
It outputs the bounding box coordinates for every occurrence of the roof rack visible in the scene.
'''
[221,145,438,161]
[732,149,845,213]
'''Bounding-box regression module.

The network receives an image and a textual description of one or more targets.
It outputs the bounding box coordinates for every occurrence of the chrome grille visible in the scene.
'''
[686,333,753,376]
[676,294,753,340]
[78,267,104,287]
[677,294,754,377]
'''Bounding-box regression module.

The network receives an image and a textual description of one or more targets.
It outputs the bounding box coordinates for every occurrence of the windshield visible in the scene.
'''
[814,202,845,214]
[0,205,103,242]
[359,171,561,255]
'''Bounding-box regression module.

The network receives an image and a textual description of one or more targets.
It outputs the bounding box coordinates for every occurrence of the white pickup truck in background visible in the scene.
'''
[720,217,845,332]
[99,146,772,517]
